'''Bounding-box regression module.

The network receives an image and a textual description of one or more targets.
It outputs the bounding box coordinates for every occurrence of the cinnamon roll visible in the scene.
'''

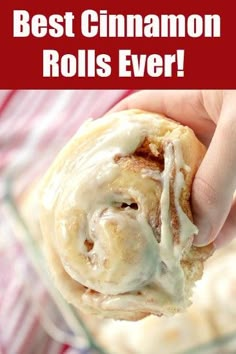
[194,248,236,336]
[39,109,213,320]
[97,311,216,354]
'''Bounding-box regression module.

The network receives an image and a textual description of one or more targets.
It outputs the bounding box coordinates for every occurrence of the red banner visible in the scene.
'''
[0,0,235,88]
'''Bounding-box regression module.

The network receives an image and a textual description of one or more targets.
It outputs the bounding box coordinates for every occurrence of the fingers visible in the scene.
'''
[109,90,215,144]
[110,90,204,122]
[193,98,236,246]
[214,196,236,248]
[110,89,236,248]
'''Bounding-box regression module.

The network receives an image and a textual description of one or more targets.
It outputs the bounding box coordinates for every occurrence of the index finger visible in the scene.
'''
[109,90,214,144]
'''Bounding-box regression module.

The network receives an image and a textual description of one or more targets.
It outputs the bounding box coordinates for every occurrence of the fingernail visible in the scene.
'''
[193,219,212,246]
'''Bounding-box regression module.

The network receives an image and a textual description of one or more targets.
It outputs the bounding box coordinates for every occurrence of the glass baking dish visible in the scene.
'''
[2,174,236,354]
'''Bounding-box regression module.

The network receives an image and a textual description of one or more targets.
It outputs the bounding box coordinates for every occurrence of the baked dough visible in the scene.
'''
[97,310,216,354]
[39,109,213,320]
[194,247,236,336]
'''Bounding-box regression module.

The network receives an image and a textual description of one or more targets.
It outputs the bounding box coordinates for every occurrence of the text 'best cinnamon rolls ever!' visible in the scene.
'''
[39,109,213,321]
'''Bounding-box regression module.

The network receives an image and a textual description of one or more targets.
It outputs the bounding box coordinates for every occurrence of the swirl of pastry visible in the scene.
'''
[39,109,213,320]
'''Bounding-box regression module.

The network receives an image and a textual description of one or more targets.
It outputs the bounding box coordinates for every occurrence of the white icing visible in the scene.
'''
[173,140,198,245]
[40,110,198,313]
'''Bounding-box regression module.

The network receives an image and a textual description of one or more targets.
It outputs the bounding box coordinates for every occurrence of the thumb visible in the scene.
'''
[192,101,236,246]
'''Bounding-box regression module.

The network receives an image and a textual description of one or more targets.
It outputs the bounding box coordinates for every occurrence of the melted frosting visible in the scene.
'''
[40,110,199,316]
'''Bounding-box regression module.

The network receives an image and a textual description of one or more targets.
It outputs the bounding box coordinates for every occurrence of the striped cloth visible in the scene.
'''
[0,90,132,354]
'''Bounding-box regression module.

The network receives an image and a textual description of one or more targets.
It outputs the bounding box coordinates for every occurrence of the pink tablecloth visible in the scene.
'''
[0,90,132,354]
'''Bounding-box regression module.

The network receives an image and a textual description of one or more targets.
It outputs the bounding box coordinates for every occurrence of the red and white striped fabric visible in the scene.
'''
[0,90,132,354]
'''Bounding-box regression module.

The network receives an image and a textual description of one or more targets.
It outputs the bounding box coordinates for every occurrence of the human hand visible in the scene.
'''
[110,90,236,247]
